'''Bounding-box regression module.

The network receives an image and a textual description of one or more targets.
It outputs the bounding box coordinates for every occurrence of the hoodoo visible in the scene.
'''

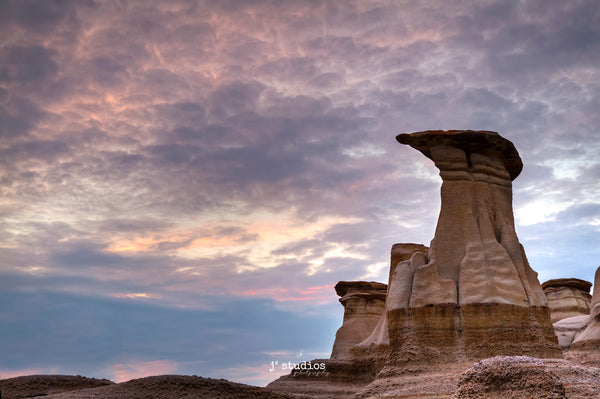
[268,130,565,398]
[542,278,592,323]
[330,281,387,359]
[386,130,560,363]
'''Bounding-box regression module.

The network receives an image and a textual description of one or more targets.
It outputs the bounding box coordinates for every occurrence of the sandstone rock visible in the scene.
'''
[572,267,600,345]
[269,131,565,398]
[382,130,559,366]
[268,245,429,398]
[455,356,600,399]
[456,356,565,399]
[564,266,600,367]
[330,281,387,359]
[354,361,471,398]
[395,130,546,307]
[389,243,429,278]
[355,243,428,350]
[553,315,590,348]
[542,278,592,323]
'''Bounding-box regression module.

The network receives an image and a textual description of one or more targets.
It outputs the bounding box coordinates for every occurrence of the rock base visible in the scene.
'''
[387,303,562,365]
[456,356,600,399]
[565,339,600,368]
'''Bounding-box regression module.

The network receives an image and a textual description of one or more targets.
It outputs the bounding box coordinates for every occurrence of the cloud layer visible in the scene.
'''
[1,0,599,386]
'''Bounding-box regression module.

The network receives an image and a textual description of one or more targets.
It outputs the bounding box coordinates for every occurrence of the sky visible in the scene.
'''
[1,0,599,387]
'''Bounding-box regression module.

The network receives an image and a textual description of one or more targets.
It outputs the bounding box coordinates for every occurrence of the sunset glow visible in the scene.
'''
[1,0,599,387]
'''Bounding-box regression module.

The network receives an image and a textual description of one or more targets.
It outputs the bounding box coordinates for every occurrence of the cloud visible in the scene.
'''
[0,45,58,84]
[0,0,599,384]
[0,290,340,385]
[0,368,43,379]
[110,360,179,383]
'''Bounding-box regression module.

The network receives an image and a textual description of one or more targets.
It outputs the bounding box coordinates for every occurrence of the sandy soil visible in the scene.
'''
[0,375,113,399]
[0,374,293,399]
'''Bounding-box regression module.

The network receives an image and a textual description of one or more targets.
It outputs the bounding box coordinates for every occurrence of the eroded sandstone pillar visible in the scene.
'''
[571,267,600,345]
[563,267,600,366]
[387,130,561,362]
[542,278,592,323]
[330,281,387,359]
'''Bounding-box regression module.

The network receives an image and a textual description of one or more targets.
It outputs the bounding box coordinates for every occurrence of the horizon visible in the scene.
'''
[1,0,599,387]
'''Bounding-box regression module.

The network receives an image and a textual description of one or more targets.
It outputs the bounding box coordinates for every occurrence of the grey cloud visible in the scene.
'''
[1,140,70,163]
[1,0,599,383]
[95,218,174,235]
[513,163,554,187]
[0,45,58,84]
[556,203,600,225]
[0,0,85,34]
[169,22,215,45]
[458,88,513,111]
[456,0,600,81]
[207,81,266,120]
[271,238,325,257]
[0,97,47,138]
[0,290,338,384]
[256,57,319,84]
[153,102,207,129]
[583,163,600,180]
[206,145,309,183]
[88,56,130,87]
[321,221,381,245]
[51,242,125,269]
[145,144,197,166]
[303,35,388,64]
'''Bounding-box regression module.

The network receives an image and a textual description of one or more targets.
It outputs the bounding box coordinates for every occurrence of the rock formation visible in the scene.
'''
[569,270,600,345]
[542,278,592,323]
[330,281,387,359]
[564,266,600,367]
[554,315,590,348]
[351,243,428,352]
[268,130,567,398]
[267,245,429,398]
[455,356,600,399]
[384,130,559,364]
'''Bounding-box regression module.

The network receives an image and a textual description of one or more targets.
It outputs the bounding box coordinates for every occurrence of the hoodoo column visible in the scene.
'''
[386,130,560,362]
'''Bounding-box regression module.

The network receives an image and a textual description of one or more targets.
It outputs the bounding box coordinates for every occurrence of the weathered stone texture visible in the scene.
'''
[395,130,547,308]
[385,130,559,365]
[572,267,600,345]
[268,130,569,398]
[562,266,600,368]
[330,281,387,359]
[356,243,428,350]
[455,356,600,399]
[542,278,592,323]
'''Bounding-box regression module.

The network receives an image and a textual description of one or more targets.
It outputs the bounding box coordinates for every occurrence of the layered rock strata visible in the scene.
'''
[269,130,564,398]
[330,281,387,359]
[565,266,600,367]
[267,245,428,397]
[352,243,428,351]
[384,130,560,366]
[542,278,592,323]
[455,356,600,399]
[554,315,590,348]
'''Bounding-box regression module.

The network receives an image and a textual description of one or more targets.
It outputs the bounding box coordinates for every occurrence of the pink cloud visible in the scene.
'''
[109,359,179,383]
[0,368,43,379]
[234,284,335,304]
